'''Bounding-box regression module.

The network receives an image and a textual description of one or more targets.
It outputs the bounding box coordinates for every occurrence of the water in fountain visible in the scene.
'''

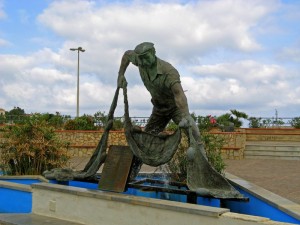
[154,164,171,200]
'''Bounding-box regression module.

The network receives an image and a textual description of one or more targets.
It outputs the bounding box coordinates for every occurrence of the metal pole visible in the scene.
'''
[77,50,80,118]
[70,47,85,118]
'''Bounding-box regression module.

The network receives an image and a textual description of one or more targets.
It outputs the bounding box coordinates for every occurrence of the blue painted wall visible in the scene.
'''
[0,188,32,213]
[223,187,300,224]
[0,178,42,213]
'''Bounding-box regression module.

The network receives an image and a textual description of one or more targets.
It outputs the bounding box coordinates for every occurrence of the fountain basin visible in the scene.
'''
[0,174,299,225]
[0,176,46,213]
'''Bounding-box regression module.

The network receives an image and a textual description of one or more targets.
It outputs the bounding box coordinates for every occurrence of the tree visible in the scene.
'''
[230,109,248,128]
[5,106,26,124]
[6,106,25,116]
[216,113,232,129]
[0,114,5,124]
[217,110,248,130]
[94,111,124,130]
[248,117,262,128]
[94,111,107,128]
[289,117,300,128]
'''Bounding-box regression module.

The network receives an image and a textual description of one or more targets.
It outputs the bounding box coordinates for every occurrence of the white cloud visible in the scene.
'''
[189,60,287,84]
[0,0,299,120]
[0,49,75,113]
[38,0,275,61]
[24,68,73,84]
[33,0,281,88]
[181,59,299,117]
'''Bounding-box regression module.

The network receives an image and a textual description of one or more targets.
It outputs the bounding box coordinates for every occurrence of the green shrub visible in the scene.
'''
[94,111,124,130]
[248,117,285,128]
[167,115,227,182]
[39,112,70,129]
[94,111,107,128]
[289,117,300,128]
[196,115,215,131]
[112,118,124,130]
[201,131,226,174]
[167,134,188,182]
[0,118,70,175]
[0,114,5,124]
[64,114,97,130]
[166,121,178,131]
[248,117,262,128]
[217,113,233,128]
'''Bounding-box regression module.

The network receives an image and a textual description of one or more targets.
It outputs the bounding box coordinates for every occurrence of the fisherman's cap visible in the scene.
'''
[134,42,154,55]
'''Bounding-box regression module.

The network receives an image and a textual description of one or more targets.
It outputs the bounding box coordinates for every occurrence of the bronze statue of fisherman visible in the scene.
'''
[117,42,241,198]
[44,42,242,198]
[117,42,203,176]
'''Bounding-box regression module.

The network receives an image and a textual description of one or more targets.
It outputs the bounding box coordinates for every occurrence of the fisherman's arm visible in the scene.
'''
[172,83,201,141]
[171,83,189,117]
[118,50,136,88]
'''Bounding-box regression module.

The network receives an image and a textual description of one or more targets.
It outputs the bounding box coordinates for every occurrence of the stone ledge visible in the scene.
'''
[0,175,48,182]
[32,182,229,218]
[221,212,296,225]
[226,173,300,221]
[0,180,32,192]
[222,212,270,222]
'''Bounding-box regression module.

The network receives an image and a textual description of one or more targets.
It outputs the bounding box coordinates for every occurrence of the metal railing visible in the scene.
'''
[0,115,298,128]
[247,117,295,128]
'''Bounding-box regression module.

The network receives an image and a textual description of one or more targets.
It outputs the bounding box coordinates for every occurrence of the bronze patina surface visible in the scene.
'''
[118,42,243,198]
[98,145,133,192]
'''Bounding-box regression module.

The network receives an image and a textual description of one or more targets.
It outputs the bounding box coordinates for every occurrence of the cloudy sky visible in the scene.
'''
[0,0,299,120]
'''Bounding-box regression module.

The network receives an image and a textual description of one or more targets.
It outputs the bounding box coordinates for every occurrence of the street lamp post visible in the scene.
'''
[70,47,85,117]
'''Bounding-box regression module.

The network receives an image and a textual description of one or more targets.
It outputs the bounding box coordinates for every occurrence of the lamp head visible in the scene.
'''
[70,47,85,52]
[78,47,85,52]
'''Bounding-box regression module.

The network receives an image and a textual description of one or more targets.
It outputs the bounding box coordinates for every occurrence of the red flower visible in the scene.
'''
[209,116,217,124]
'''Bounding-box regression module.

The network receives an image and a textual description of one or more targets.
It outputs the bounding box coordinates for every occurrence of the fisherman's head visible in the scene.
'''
[134,42,156,67]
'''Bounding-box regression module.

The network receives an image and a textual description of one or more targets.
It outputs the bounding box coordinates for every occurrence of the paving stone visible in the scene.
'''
[224,158,300,204]
[0,213,83,225]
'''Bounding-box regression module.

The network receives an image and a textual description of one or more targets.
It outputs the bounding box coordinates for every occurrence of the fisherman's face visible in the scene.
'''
[138,51,156,68]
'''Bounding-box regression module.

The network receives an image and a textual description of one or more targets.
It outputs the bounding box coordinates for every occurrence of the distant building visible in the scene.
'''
[0,108,5,116]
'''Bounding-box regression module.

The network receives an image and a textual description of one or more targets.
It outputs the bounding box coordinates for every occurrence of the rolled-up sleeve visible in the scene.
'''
[125,50,139,66]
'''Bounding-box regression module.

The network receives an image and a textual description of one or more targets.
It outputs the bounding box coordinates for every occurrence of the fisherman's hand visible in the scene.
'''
[117,75,127,88]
